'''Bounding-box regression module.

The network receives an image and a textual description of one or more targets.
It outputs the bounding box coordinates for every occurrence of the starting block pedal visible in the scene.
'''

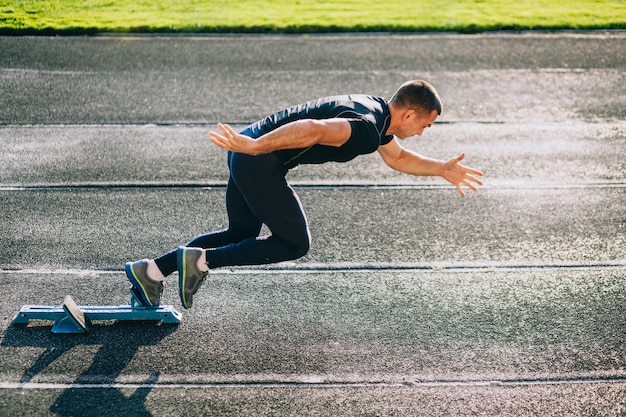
[11,289,182,334]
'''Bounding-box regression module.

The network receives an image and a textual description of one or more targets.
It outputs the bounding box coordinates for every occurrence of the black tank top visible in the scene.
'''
[240,95,394,169]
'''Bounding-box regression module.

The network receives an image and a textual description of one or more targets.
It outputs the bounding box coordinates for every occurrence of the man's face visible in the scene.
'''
[396,109,438,139]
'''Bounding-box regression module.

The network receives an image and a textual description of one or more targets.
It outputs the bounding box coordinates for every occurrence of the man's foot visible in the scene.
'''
[125,259,164,307]
[177,246,208,309]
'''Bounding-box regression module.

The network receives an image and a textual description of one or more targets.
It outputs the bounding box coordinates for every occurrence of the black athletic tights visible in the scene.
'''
[154,151,311,276]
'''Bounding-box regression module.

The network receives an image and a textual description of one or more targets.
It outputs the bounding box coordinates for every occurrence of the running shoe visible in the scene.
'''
[125,259,164,307]
[177,246,208,309]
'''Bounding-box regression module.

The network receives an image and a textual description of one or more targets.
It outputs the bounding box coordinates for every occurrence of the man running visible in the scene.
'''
[125,80,484,309]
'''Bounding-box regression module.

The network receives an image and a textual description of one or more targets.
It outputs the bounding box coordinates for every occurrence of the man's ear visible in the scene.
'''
[403,108,416,121]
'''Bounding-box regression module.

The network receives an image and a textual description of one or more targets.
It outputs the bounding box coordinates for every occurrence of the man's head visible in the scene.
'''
[387,80,442,139]
[389,80,442,116]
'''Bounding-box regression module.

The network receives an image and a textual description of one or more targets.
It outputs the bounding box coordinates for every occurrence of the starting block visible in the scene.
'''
[11,289,182,334]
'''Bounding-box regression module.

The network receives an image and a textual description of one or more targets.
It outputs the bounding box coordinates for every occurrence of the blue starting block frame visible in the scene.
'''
[11,290,182,334]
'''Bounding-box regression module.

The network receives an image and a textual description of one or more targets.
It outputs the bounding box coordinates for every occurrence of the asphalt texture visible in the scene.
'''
[0,33,625,416]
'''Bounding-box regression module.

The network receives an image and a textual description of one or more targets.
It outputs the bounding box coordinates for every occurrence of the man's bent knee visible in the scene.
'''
[283,235,310,261]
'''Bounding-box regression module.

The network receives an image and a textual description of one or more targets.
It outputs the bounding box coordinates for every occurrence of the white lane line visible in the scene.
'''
[1,262,625,276]
[1,182,626,192]
[1,378,625,390]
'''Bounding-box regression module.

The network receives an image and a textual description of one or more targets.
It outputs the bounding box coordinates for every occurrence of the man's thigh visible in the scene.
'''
[228,152,309,242]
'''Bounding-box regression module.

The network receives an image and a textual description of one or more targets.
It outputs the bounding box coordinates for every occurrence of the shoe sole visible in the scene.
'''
[125,262,155,307]
[178,247,192,309]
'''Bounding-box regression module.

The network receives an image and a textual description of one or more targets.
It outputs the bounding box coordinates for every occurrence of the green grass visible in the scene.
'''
[1,0,625,34]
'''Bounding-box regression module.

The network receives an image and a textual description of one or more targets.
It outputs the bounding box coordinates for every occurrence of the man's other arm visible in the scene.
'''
[209,119,351,155]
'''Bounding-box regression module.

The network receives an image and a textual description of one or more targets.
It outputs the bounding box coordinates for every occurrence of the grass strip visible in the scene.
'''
[1,0,625,35]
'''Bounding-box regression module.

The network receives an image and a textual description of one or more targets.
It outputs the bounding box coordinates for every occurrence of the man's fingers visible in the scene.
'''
[218,123,238,138]
[444,154,483,197]
[209,131,225,143]
[464,180,478,192]
[467,167,484,177]
[217,123,229,136]
[209,130,231,150]
[452,173,484,197]
[467,174,484,186]
[216,123,230,138]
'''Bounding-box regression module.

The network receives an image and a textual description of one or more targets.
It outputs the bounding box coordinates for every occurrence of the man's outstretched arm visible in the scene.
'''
[378,138,484,197]
[209,119,351,155]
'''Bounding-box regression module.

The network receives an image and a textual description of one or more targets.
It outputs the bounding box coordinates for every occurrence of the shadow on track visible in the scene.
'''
[2,321,178,416]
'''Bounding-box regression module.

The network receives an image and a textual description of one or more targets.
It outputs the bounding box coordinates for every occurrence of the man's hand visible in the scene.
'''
[441,153,484,197]
[209,123,260,154]
[378,140,484,197]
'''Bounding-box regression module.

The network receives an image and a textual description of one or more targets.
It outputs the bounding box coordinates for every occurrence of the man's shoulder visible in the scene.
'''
[316,94,386,108]
[309,94,388,119]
